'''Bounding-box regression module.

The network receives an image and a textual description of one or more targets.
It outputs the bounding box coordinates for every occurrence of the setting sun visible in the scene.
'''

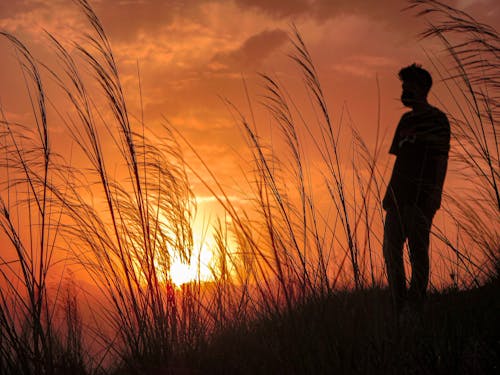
[169,261,195,286]
[168,244,215,287]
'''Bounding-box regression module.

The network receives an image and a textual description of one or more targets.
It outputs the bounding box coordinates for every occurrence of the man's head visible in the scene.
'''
[399,63,432,108]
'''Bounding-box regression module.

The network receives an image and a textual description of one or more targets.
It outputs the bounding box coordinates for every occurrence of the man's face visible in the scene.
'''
[401,80,424,108]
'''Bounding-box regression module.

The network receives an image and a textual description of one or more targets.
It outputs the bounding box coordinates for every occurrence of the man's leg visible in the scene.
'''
[383,209,406,313]
[407,206,434,310]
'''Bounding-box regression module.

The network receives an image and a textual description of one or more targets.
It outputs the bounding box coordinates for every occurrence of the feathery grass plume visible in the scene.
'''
[288,25,362,289]
[250,26,389,292]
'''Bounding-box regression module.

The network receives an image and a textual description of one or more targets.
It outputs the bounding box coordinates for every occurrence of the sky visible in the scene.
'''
[1,1,498,174]
[0,0,498,285]
[0,0,497,158]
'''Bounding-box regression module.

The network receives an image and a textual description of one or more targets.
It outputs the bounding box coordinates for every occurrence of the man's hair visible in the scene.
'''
[398,63,432,96]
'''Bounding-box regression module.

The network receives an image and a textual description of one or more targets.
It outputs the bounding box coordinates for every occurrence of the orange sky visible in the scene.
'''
[0,0,498,287]
[0,0,500,209]
[1,0,498,181]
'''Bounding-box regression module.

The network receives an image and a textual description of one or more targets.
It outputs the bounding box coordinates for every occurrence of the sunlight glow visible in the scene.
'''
[169,262,194,286]
[149,204,237,288]
[169,244,214,287]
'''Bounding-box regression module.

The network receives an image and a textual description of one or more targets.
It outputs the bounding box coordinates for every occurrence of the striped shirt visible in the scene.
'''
[383,105,450,214]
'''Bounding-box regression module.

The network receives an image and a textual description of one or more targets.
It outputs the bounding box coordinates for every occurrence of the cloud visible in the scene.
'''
[210,28,288,72]
[0,0,85,42]
[231,0,408,21]
[91,0,182,41]
[231,0,500,33]
[0,0,207,43]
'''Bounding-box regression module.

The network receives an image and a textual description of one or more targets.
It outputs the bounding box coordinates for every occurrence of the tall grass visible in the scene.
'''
[408,0,499,283]
[176,27,388,323]
[1,0,201,372]
[0,31,88,374]
[41,1,202,371]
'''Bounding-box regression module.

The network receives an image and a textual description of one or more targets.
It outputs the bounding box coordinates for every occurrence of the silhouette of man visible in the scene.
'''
[383,63,450,315]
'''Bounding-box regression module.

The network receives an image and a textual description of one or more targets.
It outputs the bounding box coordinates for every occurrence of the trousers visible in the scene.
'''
[383,205,435,312]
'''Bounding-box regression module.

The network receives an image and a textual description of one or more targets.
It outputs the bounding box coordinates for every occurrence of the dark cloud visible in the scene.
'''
[0,0,209,42]
[231,0,406,20]
[231,0,499,31]
[210,28,288,72]
[4,0,497,50]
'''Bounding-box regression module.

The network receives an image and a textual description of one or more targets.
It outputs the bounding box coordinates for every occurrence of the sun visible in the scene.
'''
[169,261,194,286]
[152,206,237,288]
[168,243,215,287]
[169,259,204,287]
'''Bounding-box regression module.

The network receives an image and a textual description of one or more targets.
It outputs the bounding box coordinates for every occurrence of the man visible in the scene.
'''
[383,63,450,315]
